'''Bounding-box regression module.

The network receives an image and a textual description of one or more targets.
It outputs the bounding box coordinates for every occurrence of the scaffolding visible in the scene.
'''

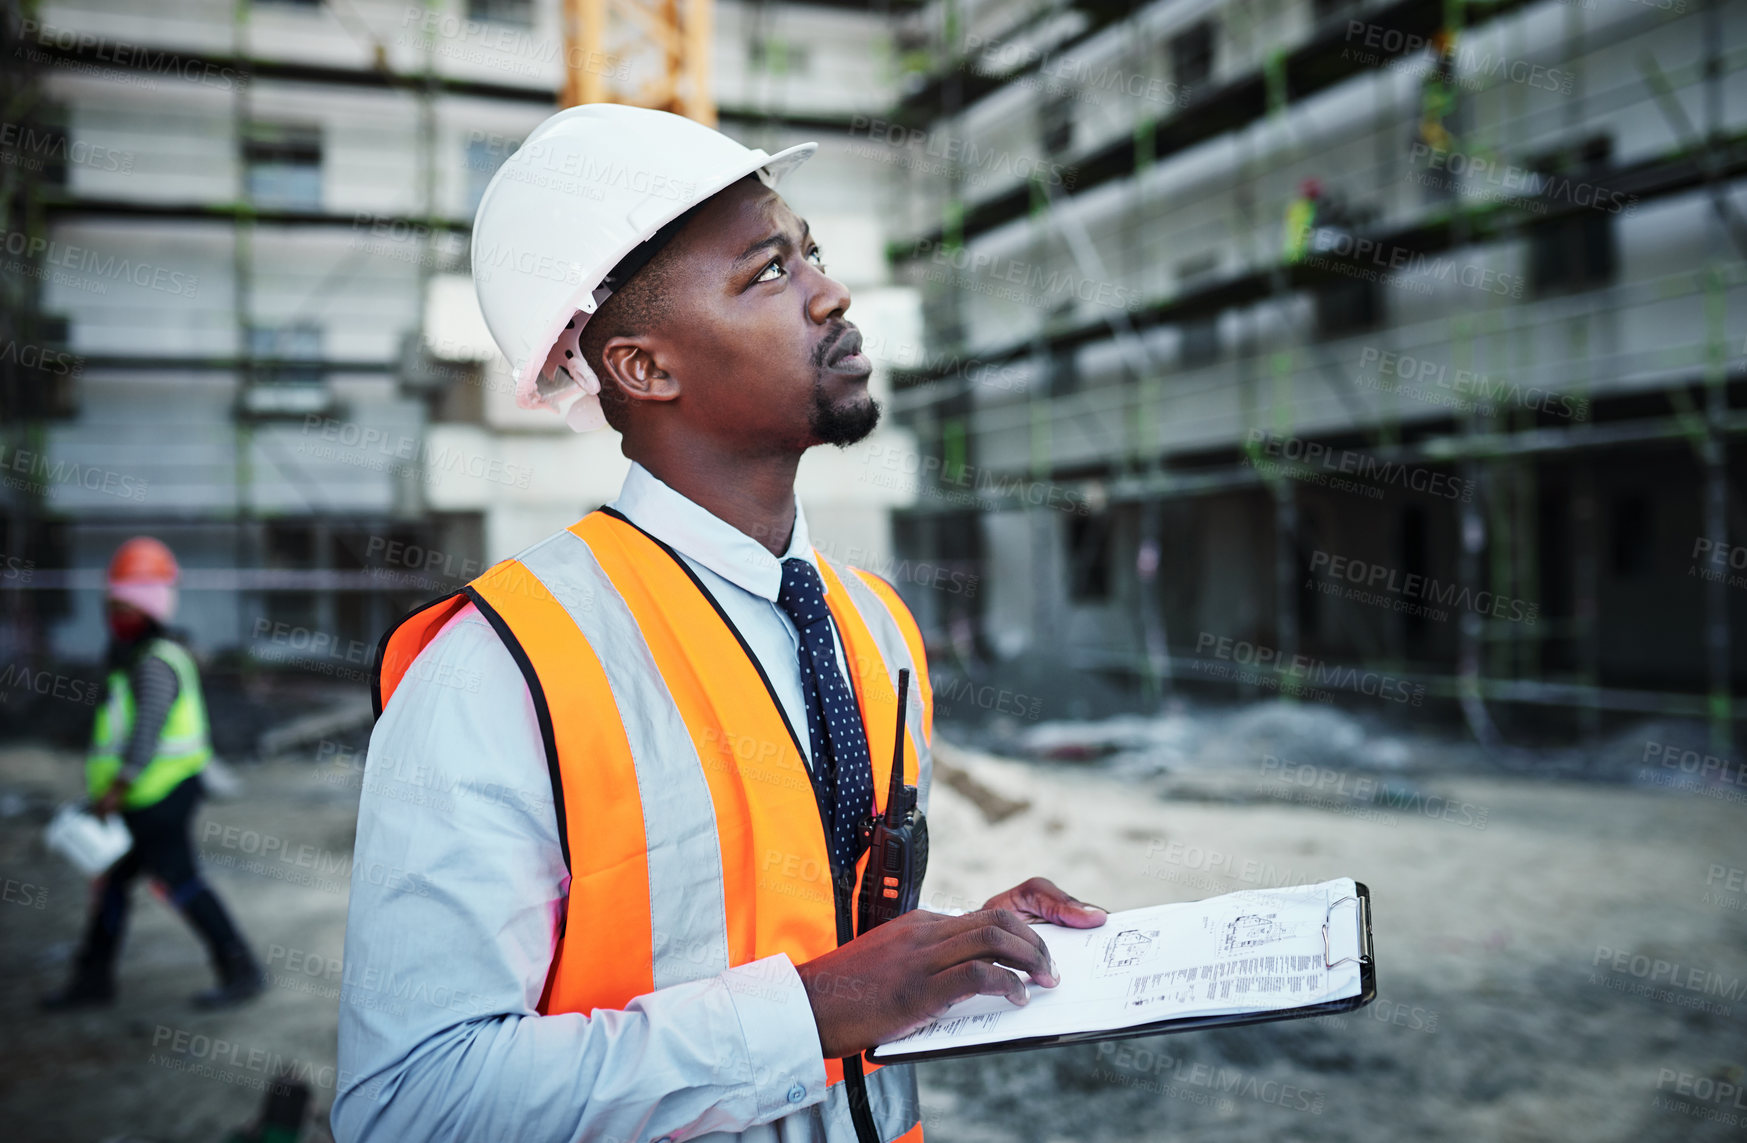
[0,0,917,677]
[886,0,1747,746]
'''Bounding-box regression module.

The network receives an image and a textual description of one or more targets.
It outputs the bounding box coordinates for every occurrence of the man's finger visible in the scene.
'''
[931,960,1029,1010]
[933,921,1057,987]
[970,907,1056,965]
[968,907,1058,984]
[1012,878,1109,928]
[1043,898,1108,928]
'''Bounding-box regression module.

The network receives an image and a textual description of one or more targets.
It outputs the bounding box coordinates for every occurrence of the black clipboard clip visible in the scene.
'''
[1323,893,1373,969]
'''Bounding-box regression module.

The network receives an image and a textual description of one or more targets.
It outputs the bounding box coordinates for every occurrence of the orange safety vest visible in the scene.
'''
[375,509,931,1142]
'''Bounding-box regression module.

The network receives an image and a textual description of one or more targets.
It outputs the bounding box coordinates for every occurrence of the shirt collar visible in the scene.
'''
[607,460,820,602]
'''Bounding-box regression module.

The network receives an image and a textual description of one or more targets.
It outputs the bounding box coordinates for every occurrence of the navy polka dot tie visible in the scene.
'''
[775,557,873,874]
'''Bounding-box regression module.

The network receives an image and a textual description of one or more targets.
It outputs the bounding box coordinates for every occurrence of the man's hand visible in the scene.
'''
[796,908,1059,1058]
[980,876,1108,929]
[93,781,128,820]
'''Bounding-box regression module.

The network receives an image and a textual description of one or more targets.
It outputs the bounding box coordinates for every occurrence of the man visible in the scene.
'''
[41,536,264,1011]
[334,106,1104,1143]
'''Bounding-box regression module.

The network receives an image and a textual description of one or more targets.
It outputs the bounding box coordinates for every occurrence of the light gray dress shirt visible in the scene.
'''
[332,461,862,1143]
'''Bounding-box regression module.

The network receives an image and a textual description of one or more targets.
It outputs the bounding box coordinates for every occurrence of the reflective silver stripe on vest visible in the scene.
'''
[515,530,731,991]
[829,563,934,816]
[692,1062,922,1142]
[827,1063,921,1141]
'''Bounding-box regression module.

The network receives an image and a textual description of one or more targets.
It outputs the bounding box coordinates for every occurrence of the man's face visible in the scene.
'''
[106,600,151,643]
[644,179,879,451]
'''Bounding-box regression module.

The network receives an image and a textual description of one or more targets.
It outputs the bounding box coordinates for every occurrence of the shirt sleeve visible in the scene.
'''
[332,605,830,1143]
[119,651,179,782]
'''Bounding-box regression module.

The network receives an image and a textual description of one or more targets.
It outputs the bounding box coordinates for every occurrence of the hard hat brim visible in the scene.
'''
[756,141,816,189]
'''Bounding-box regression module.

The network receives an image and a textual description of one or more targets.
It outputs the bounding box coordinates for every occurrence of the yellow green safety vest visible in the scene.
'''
[1282,197,1316,263]
[87,638,212,810]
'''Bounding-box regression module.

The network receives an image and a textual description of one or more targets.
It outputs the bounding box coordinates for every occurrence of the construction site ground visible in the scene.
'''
[1,719,1742,1143]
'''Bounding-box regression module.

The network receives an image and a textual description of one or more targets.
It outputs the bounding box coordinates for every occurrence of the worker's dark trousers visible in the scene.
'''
[71,775,255,988]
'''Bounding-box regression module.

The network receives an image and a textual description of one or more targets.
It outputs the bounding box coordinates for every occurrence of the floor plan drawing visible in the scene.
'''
[1096,928,1160,976]
[1222,912,1290,951]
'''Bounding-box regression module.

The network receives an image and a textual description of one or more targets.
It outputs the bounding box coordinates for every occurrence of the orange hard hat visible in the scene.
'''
[108,536,179,586]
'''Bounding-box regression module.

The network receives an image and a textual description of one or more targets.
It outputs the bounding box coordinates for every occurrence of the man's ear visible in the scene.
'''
[598,336,682,406]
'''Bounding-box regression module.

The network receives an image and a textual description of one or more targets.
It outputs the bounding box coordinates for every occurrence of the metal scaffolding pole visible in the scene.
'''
[1702,0,1733,753]
[231,1,256,664]
[1703,376,1730,751]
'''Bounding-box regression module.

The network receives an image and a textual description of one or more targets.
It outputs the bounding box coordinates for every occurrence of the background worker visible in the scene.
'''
[335,105,1106,1143]
[40,537,264,1012]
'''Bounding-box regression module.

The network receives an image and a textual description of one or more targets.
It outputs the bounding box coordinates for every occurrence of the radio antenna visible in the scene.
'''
[887,668,910,812]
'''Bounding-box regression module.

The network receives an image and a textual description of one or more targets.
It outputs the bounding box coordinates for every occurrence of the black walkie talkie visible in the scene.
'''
[856,667,928,936]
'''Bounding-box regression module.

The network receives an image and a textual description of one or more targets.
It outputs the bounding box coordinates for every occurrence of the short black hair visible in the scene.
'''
[578,252,677,433]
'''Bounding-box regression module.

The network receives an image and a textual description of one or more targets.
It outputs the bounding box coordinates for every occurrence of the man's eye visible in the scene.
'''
[754,258,785,283]
[807,247,827,271]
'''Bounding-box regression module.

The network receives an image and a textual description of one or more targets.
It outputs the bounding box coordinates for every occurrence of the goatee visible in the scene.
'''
[810,384,881,446]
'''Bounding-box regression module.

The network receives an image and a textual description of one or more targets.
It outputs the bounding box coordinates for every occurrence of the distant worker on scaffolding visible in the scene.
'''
[1282,177,1358,264]
[40,537,265,1012]
[1282,176,1324,263]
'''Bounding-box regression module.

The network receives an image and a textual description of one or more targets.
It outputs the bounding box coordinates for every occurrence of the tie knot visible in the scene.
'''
[775,557,830,629]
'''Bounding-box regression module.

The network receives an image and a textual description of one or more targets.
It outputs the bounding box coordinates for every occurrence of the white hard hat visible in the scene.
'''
[470,104,816,431]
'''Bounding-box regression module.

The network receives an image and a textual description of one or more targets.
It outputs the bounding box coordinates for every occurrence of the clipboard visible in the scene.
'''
[867,882,1375,1064]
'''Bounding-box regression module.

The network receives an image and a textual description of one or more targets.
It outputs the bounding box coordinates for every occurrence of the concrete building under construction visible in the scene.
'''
[5,0,1746,747]
[0,0,923,685]
[876,0,1747,741]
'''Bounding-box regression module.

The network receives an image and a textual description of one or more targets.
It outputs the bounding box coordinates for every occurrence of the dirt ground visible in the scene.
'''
[1,724,1743,1142]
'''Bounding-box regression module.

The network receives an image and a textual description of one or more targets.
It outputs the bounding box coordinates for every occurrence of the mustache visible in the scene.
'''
[813,323,861,369]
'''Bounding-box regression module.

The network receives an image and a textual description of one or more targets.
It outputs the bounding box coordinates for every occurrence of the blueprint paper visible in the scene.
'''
[875,878,1364,1058]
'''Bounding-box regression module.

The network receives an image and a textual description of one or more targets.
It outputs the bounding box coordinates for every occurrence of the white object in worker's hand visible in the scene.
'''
[470,104,816,432]
[44,802,132,876]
